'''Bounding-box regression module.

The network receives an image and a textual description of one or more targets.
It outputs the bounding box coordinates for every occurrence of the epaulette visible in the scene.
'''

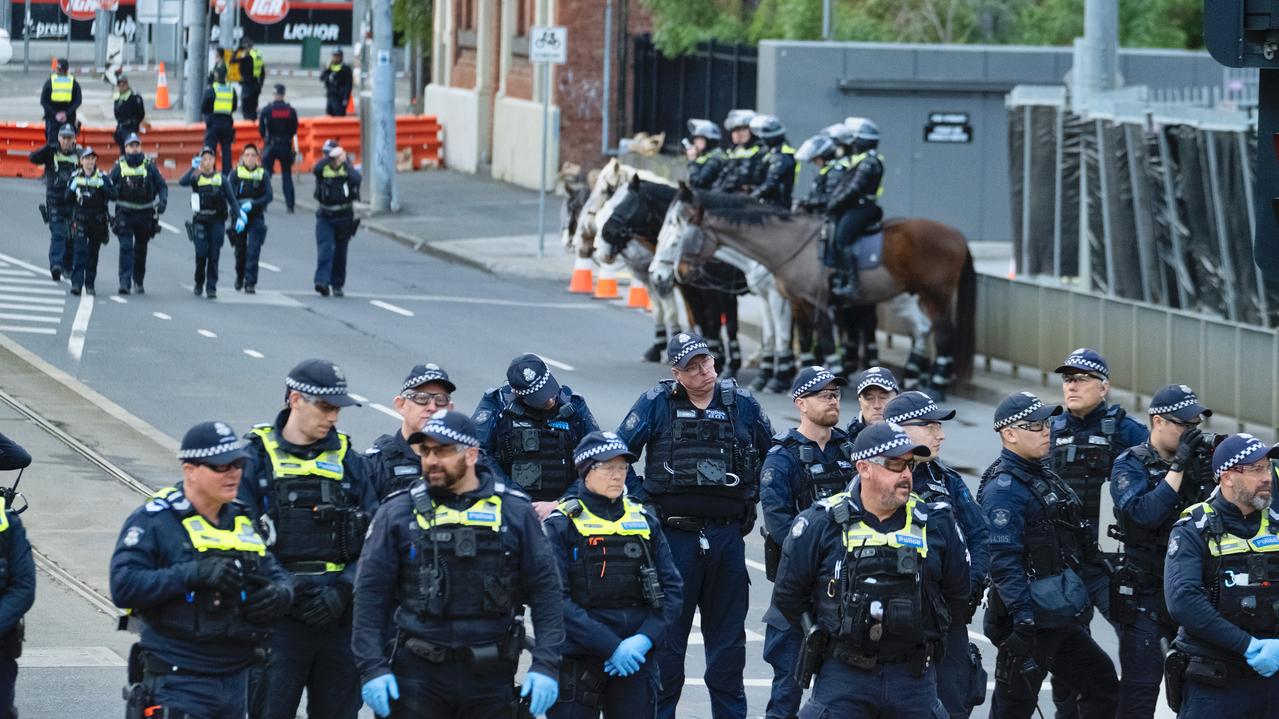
[648,380,676,400]
[494,481,531,501]
[252,422,273,429]
[557,497,584,517]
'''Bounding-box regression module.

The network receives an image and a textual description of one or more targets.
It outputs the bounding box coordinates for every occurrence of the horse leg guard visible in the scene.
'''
[644,327,668,363]
[750,354,775,392]
[766,353,798,394]
[902,350,930,391]
[929,356,954,400]
[728,340,742,375]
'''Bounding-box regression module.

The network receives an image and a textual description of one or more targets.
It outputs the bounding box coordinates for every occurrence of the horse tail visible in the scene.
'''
[953,251,977,380]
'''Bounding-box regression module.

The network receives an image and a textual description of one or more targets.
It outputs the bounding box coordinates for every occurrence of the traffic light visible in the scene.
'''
[1204,0,1279,68]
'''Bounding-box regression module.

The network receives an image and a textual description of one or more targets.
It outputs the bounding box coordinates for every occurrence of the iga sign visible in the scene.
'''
[59,0,99,21]
[243,0,287,25]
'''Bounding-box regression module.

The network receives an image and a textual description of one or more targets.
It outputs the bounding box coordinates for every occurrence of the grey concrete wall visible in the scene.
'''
[757,41,1226,242]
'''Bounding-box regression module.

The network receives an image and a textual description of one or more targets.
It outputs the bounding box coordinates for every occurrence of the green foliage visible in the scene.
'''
[640,0,751,55]
[393,0,433,45]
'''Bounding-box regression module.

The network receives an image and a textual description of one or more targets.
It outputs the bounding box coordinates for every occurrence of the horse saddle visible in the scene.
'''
[852,227,885,271]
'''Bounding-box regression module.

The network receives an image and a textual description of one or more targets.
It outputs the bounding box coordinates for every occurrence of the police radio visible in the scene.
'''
[0,468,29,516]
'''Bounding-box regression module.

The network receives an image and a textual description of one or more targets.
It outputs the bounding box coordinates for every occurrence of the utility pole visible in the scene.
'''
[184,1,208,122]
[369,0,396,211]
[93,8,110,71]
[1071,0,1118,112]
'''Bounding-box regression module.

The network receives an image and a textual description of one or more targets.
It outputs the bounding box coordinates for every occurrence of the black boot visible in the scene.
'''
[830,270,860,301]
[727,340,742,377]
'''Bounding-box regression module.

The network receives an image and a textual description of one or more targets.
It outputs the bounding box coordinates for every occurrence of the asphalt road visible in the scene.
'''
[0,173,1165,718]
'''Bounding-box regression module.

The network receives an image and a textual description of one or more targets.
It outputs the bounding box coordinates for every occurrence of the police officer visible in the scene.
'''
[772,421,970,718]
[321,49,354,117]
[684,118,726,190]
[312,145,361,297]
[112,76,145,152]
[109,132,167,295]
[366,363,457,501]
[711,109,763,194]
[884,391,990,718]
[40,58,81,143]
[846,366,899,441]
[179,147,238,299]
[28,124,80,281]
[202,65,238,173]
[228,143,273,294]
[979,392,1118,719]
[237,38,266,121]
[747,114,797,209]
[352,410,564,718]
[614,331,774,719]
[759,366,854,719]
[473,353,600,518]
[543,431,684,718]
[65,146,112,297]
[0,433,35,719]
[259,85,299,213]
[110,421,294,719]
[239,359,377,719]
[1164,433,1279,717]
[826,117,884,300]
[1109,383,1216,718]
[793,134,846,214]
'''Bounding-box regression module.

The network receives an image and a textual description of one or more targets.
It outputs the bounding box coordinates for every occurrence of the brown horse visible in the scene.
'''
[650,183,976,393]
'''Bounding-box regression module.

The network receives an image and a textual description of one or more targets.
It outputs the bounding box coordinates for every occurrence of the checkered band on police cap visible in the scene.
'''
[856,367,899,395]
[791,367,838,400]
[994,393,1047,430]
[1057,348,1109,378]
[670,336,710,367]
[884,392,944,424]
[417,410,480,447]
[178,438,247,460]
[1148,397,1200,416]
[401,363,451,393]
[849,423,916,462]
[573,432,634,466]
[512,369,552,397]
[286,364,349,396]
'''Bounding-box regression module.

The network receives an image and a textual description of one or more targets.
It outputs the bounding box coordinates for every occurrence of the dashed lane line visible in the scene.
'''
[537,355,575,372]
[109,296,127,304]
[67,294,94,361]
[152,312,171,320]
[197,329,217,338]
[158,221,181,235]
[370,299,415,317]
[259,261,281,272]
[243,349,264,358]
[0,325,55,335]
[370,403,400,420]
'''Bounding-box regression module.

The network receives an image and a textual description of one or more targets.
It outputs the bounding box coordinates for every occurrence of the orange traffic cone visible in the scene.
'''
[154,62,171,110]
[626,277,650,309]
[594,264,621,300]
[50,57,56,70]
[567,256,594,294]
[346,93,355,115]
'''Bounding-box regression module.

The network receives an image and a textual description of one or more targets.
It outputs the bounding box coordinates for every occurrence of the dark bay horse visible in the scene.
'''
[651,184,976,394]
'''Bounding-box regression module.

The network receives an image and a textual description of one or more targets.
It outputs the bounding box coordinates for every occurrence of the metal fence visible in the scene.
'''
[974,274,1279,431]
[630,35,757,152]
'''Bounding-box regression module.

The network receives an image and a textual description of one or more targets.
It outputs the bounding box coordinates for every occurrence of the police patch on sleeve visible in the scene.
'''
[1167,535,1179,557]
[122,526,144,547]
[472,410,491,425]
[761,468,775,487]
[623,413,640,432]
[991,508,1011,528]
[791,516,808,538]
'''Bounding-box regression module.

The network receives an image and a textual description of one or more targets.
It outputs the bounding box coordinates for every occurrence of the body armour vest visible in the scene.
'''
[558,496,661,609]
[316,165,354,209]
[1050,407,1126,528]
[116,159,156,208]
[1186,502,1279,638]
[194,173,227,220]
[1019,470,1087,578]
[496,397,577,501]
[641,380,757,503]
[71,170,109,216]
[775,433,855,511]
[235,166,266,204]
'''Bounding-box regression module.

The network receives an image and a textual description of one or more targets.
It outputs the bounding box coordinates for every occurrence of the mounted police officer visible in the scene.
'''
[885,391,990,718]
[228,143,273,294]
[1164,433,1279,717]
[312,144,361,297]
[352,410,564,718]
[614,331,774,719]
[202,65,238,173]
[473,353,600,519]
[28,124,80,282]
[40,58,81,143]
[747,115,797,209]
[759,366,855,719]
[826,117,885,300]
[1109,383,1217,718]
[239,359,377,719]
[794,133,846,214]
[684,118,726,190]
[65,146,112,297]
[109,132,167,295]
[110,421,294,719]
[365,363,457,501]
[0,434,34,719]
[772,421,969,718]
[179,147,238,299]
[846,366,899,441]
[258,85,299,213]
[978,392,1118,719]
[543,431,684,718]
[711,109,764,195]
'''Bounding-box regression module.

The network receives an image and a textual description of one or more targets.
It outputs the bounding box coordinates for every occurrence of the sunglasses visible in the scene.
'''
[198,459,246,473]
[867,456,918,473]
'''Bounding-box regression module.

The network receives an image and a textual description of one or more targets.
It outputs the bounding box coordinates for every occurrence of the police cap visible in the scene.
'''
[1054,347,1109,380]
[883,391,956,424]
[993,392,1062,431]
[285,358,361,407]
[58,124,76,138]
[177,421,249,465]
[407,410,480,447]
[573,431,637,477]
[79,146,96,158]
[790,365,846,400]
[124,132,142,146]
[1148,384,1212,422]
[853,366,899,396]
[401,363,456,394]
[667,331,713,370]
[849,422,929,462]
[507,353,561,408]
[1212,433,1279,478]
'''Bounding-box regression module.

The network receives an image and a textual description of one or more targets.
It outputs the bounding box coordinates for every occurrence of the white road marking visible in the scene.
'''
[969,630,993,646]
[280,291,603,310]
[0,294,64,305]
[349,393,369,403]
[0,312,60,324]
[0,251,52,275]
[259,261,281,272]
[67,294,94,361]
[197,329,217,338]
[371,403,401,419]
[370,299,415,317]
[536,355,575,371]
[0,303,61,313]
[152,311,172,320]
[243,349,265,358]
[684,678,773,688]
[109,296,127,304]
[0,325,56,335]
[0,285,65,296]
[0,269,36,277]
[745,558,768,574]
[159,221,182,235]
[0,277,63,286]
[17,646,126,668]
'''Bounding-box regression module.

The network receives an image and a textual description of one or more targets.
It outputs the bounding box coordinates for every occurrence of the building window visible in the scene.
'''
[511,0,534,57]
[458,0,477,49]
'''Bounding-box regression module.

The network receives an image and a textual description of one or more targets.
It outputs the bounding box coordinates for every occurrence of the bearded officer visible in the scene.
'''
[614,330,774,719]
[1164,434,1279,716]
[543,431,683,718]
[759,366,855,719]
[473,353,600,520]
[352,410,564,718]
[366,363,457,501]
[772,421,969,718]
[239,359,377,719]
[111,421,293,719]
[846,366,899,441]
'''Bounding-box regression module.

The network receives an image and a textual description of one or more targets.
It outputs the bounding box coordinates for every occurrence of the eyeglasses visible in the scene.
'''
[1232,462,1272,477]
[1011,421,1049,433]
[299,393,341,413]
[867,456,917,473]
[678,357,716,376]
[199,459,246,473]
[804,390,842,402]
[416,444,466,459]
[1061,374,1103,385]
[590,464,629,477]
[1164,416,1202,428]
[402,390,452,407]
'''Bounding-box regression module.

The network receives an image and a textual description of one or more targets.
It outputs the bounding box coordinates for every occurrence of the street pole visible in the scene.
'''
[1072,0,1118,111]
[822,0,832,40]
[22,0,30,72]
[93,9,108,71]
[174,0,187,110]
[65,18,71,64]
[369,0,396,212]
[537,59,549,258]
[183,0,207,122]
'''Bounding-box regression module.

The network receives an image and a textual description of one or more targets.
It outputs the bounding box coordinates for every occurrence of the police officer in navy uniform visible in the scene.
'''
[712,109,764,194]
[366,363,457,501]
[258,85,299,213]
[228,143,273,293]
[759,366,854,719]
[747,115,797,209]
[978,392,1118,719]
[110,421,294,719]
[239,359,377,719]
[29,124,80,282]
[473,353,600,519]
[179,146,238,299]
[772,422,970,718]
[1164,433,1279,717]
[614,331,774,719]
[312,145,361,297]
[684,118,726,190]
[40,58,81,143]
[846,366,899,442]
[109,132,168,295]
[884,391,990,719]
[65,146,113,297]
[352,410,564,718]
[543,431,684,718]
[321,49,354,117]
[1108,383,1216,718]
[202,65,238,174]
[0,434,35,719]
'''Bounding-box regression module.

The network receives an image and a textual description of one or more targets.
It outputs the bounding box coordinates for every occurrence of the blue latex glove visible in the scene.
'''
[1247,638,1279,677]
[604,634,652,677]
[190,156,201,169]
[361,674,399,717]
[234,217,246,233]
[239,200,252,213]
[520,671,558,716]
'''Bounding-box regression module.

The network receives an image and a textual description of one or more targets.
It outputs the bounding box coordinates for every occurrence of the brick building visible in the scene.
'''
[425,0,649,189]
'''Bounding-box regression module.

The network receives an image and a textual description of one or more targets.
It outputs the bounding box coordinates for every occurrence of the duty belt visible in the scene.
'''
[116,199,157,210]
[399,636,506,666]
[319,202,352,213]
[664,516,737,532]
[283,560,345,575]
